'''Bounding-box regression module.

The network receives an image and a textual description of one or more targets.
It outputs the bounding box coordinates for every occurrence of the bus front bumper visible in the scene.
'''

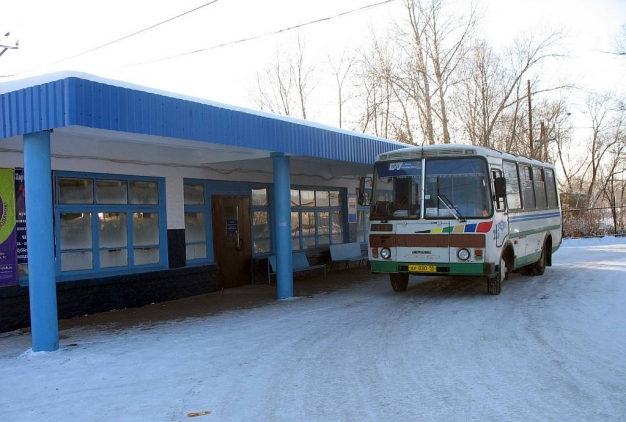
[370,260,496,277]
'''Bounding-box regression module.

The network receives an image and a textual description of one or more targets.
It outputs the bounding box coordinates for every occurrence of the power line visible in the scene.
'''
[0,0,221,78]
[125,0,397,68]
[63,0,221,61]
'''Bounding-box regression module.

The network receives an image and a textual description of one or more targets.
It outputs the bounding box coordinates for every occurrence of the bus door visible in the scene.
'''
[492,168,508,248]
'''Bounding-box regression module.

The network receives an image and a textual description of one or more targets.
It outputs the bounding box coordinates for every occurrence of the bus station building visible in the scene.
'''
[0,72,403,350]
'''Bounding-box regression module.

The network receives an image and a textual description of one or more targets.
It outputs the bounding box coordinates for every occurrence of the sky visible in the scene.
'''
[1,0,625,128]
[1,235,625,421]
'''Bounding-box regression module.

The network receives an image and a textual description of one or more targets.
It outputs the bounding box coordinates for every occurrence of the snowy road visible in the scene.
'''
[1,237,625,421]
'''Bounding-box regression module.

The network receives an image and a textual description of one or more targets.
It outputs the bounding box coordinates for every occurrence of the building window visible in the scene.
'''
[133,212,160,265]
[184,183,207,261]
[60,212,93,271]
[251,188,270,254]
[356,188,371,244]
[98,212,128,268]
[291,188,344,250]
[55,174,165,276]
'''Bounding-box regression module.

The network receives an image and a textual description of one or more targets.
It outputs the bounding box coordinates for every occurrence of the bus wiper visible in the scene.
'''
[438,194,466,222]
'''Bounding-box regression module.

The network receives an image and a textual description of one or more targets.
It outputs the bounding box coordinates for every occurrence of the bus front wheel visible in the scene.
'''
[390,273,409,292]
[487,256,507,295]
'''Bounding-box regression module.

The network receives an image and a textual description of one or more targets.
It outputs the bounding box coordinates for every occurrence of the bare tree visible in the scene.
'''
[453,31,565,152]
[354,36,403,140]
[397,0,436,144]
[292,36,315,119]
[353,0,477,144]
[252,49,294,116]
[454,40,505,148]
[579,93,626,206]
[390,0,477,144]
[421,0,477,144]
[537,98,585,194]
[250,35,317,119]
[612,23,626,56]
[595,103,625,234]
[327,51,356,129]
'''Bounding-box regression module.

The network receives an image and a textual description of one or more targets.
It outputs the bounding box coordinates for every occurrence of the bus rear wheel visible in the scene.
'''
[390,273,409,292]
[531,244,547,276]
[487,256,507,295]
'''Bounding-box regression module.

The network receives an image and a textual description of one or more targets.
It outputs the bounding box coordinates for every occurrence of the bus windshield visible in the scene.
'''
[371,157,492,220]
[371,161,421,220]
[424,157,492,219]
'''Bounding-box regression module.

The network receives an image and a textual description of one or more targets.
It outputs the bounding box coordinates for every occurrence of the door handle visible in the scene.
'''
[236,237,243,252]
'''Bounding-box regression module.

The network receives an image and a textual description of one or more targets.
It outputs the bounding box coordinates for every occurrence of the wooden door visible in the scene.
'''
[212,196,252,289]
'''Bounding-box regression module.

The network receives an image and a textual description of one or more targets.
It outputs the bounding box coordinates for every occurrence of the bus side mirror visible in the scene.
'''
[357,177,371,206]
[494,177,506,200]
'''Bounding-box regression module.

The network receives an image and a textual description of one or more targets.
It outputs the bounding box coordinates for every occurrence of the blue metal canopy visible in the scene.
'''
[0,73,404,163]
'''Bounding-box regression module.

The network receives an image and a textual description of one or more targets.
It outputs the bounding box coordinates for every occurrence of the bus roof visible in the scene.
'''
[376,144,555,168]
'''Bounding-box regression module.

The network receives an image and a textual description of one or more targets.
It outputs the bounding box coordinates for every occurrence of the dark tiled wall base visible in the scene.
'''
[167,229,187,269]
[0,265,218,334]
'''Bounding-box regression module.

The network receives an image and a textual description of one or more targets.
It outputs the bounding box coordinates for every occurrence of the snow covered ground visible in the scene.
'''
[1,237,625,422]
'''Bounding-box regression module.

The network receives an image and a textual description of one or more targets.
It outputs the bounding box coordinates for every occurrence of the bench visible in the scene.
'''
[267,252,327,282]
[329,242,367,271]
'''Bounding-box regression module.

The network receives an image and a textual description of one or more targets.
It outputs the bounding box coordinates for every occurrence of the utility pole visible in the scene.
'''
[527,80,534,158]
[0,32,19,58]
[611,174,618,236]
[536,121,557,162]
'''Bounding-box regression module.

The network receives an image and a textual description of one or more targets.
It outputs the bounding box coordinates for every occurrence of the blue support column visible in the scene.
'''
[23,131,59,352]
[272,153,293,299]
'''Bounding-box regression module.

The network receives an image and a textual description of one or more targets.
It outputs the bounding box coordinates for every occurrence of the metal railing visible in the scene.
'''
[561,206,625,238]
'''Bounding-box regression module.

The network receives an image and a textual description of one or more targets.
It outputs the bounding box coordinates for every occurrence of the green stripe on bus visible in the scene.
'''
[508,225,562,238]
[513,244,561,269]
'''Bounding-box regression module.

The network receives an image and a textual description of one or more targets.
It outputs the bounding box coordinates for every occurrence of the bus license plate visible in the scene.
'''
[409,264,436,272]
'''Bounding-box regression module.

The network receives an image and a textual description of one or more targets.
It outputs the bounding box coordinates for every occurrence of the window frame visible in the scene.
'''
[519,164,536,210]
[356,187,371,244]
[183,179,272,263]
[290,187,346,251]
[502,161,522,211]
[182,180,349,261]
[184,182,210,263]
[251,187,271,255]
[423,157,492,220]
[544,168,559,209]
[54,171,167,281]
[533,166,548,209]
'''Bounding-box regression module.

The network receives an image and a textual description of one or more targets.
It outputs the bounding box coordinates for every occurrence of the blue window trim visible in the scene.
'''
[290,186,347,251]
[183,179,271,265]
[183,180,213,264]
[53,171,168,282]
[251,187,272,256]
[356,187,371,245]
[183,179,350,262]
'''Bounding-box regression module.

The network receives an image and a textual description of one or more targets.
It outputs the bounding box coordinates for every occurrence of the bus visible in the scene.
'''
[359,144,562,295]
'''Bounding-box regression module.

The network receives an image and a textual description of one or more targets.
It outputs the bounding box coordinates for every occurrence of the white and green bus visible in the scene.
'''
[359,145,562,295]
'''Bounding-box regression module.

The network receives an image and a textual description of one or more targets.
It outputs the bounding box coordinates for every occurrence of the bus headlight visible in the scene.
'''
[380,247,391,260]
[457,248,470,261]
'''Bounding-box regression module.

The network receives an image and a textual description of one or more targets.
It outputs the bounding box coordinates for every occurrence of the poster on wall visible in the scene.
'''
[0,168,18,287]
[348,193,357,223]
[15,168,28,276]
